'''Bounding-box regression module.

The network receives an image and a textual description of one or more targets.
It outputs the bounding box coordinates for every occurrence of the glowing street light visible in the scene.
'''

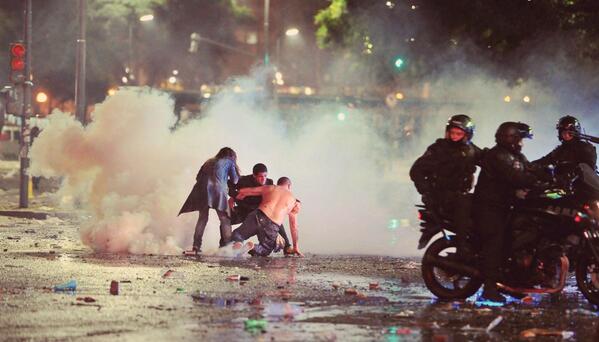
[504,95,511,103]
[337,112,347,121]
[395,92,404,100]
[523,96,531,103]
[285,28,299,37]
[35,92,48,103]
[168,76,177,84]
[139,14,154,22]
[107,88,117,96]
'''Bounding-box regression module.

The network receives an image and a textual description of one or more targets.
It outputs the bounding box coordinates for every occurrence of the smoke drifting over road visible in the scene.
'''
[29,73,409,255]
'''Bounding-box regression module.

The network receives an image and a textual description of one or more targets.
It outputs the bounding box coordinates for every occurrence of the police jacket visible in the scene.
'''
[474,145,539,207]
[534,139,597,171]
[410,138,482,195]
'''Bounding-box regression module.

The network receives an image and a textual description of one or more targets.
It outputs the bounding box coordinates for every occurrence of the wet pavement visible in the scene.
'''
[1,212,599,342]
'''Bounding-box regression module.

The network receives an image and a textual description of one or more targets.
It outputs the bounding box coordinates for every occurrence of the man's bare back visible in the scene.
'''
[235,178,302,256]
[257,186,298,225]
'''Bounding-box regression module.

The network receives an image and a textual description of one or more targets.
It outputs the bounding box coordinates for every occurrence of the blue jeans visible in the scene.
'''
[231,210,280,256]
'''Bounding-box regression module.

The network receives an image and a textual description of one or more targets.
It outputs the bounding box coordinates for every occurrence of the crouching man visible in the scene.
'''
[231,177,303,257]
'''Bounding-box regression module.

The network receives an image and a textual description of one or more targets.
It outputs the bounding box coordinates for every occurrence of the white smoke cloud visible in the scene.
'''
[29,72,409,256]
[28,61,597,257]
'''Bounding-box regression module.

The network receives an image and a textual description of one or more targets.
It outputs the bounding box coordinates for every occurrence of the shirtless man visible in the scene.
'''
[231,177,303,257]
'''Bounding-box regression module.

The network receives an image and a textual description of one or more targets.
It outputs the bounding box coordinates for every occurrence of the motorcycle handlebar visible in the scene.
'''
[573,131,599,144]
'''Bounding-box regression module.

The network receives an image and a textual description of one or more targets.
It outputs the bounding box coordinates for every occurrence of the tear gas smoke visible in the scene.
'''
[29,72,407,255]
[29,63,597,257]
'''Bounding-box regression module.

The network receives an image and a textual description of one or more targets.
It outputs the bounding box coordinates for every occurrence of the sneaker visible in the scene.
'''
[183,247,200,256]
[283,246,294,256]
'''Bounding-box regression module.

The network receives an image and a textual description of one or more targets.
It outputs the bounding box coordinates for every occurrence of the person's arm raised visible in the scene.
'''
[236,186,267,200]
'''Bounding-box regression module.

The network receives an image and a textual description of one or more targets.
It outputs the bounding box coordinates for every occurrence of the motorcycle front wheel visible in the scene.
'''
[575,252,599,307]
[421,237,482,300]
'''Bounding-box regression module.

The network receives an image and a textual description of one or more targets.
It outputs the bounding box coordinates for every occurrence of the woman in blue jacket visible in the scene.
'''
[179,147,240,252]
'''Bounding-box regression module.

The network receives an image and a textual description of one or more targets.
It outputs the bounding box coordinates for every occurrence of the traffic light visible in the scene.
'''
[9,41,26,83]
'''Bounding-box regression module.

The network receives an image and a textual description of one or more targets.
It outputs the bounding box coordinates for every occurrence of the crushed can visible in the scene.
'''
[110,280,119,295]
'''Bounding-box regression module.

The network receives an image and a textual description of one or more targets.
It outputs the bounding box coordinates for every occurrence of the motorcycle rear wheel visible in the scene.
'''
[575,253,599,307]
[421,237,482,300]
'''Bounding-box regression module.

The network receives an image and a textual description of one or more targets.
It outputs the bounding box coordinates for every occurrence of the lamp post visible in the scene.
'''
[275,27,300,68]
[75,0,86,125]
[126,12,154,85]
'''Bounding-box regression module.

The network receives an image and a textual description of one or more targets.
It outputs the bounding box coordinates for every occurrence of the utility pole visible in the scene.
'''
[19,0,32,208]
[75,0,87,125]
[263,0,270,66]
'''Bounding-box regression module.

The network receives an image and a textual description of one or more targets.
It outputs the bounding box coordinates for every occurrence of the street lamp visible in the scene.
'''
[35,91,47,103]
[276,27,300,68]
[139,14,154,22]
[285,28,299,37]
[127,11,154,85]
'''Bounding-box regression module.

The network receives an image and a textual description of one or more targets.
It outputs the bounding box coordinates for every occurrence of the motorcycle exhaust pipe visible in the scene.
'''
[423,255,483,279]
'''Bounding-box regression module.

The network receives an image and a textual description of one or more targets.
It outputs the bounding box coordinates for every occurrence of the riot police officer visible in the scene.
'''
[473,122,543,303]
[534,115,597,171]
[410,114,482,258]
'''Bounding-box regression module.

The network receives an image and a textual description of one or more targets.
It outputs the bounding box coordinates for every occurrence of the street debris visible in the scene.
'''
[110,280,119,295]
[485,315,503,333]
[519,328,574,339]
[226,275,249,281]
[54,280,77,292]
[369,282,380,290]
[395,310,415,318]
[76,296,96,303]
[344,288,358,295]
[384,327,412,335]
[244,318,267,333]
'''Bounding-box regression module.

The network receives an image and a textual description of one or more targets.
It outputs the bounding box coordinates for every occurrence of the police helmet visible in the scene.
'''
[495,121,533,151]
[556,115,582,141]
[445,114,475,142]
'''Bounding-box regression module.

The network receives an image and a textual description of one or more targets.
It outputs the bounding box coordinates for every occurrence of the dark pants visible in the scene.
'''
[32,176,41,191]
[438,192,472,248]
[231,210,280,256]
[232,206,291,249]
[474,203,509,281]
[193,207,231,250]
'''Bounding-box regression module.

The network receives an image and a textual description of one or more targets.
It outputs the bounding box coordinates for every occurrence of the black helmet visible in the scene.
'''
[556,115,582,141]
[495,121,533,152]
[445,114,475,142]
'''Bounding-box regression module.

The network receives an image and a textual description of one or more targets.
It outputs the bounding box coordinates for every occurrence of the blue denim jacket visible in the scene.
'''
[179,157,239,214]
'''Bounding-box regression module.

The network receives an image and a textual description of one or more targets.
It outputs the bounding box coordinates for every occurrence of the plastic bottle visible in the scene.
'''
[244,318,267,332]
[54,280,77,292]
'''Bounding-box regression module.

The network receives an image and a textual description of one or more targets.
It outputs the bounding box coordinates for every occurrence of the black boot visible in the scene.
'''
[481,282,506,303]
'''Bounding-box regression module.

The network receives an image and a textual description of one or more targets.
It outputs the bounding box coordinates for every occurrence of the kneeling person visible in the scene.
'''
[231,177,302,257]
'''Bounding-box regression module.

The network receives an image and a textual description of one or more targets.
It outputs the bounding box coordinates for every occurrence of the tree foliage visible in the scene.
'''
[314,0,599,90]
[0,0,250,104]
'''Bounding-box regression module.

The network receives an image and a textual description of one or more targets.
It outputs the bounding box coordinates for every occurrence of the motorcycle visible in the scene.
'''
[417,163,599,305]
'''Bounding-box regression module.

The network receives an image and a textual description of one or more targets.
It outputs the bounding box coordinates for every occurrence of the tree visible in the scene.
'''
[314,0,599,95]
[0,0,249,105]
